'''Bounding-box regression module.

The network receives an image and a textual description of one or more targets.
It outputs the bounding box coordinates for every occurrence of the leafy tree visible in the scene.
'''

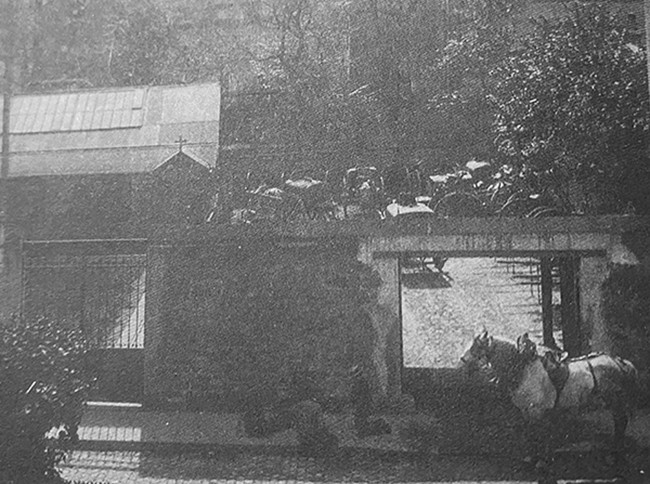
[11,0,119,90]
[348,0,455,173]
[6,0,250,91]
[6,0,649,217]
[220,0,395,181]
[108,1,179,86]
[491,3,650,215]
[430,0,518,162]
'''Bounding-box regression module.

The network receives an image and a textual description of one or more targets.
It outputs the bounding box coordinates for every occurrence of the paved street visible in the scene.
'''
[59,449,542,484]
[59,447,650,483]
[402,257,553,369]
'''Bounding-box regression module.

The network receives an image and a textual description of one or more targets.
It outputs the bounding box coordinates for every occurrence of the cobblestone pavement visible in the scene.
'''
[402,257,550,369]
[59,449,541,484]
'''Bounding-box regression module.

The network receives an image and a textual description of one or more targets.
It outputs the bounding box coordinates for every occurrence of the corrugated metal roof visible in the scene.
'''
[2,82,221,176]
[10,88,146,134]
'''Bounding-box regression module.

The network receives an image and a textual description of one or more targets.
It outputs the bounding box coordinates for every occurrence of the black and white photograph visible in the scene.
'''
[1,1,649,483]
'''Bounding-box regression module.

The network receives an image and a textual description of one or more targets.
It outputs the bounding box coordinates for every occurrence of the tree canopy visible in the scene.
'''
[492,3,649,215]
[2,0,648,215]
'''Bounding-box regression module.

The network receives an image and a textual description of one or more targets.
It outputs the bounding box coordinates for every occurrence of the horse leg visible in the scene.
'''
[613,407,628,447]
[609,401,633,478]
[607,388,630,445]
[521,418,555,480]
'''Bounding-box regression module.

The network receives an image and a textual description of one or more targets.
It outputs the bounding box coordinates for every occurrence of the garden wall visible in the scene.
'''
[144,236,380,411]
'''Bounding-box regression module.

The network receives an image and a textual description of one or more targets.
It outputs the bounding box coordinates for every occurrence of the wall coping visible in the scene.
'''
[149,215,650,244]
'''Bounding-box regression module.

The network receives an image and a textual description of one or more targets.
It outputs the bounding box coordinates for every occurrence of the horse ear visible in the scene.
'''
[517,335,527,352]
[479,328,489,341]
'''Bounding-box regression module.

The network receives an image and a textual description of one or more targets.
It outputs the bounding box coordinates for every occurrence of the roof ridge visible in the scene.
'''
[12,81,220,98]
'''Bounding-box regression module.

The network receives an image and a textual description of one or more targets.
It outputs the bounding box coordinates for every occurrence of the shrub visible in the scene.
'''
[0,316,94,483]
[602,265,650,406]
[159,241,380,411]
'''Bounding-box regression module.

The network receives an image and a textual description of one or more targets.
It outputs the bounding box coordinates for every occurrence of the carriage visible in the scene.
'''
[342,167,386,219]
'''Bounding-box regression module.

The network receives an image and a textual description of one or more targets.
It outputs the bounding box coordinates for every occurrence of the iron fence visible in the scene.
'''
[22,240,146,349]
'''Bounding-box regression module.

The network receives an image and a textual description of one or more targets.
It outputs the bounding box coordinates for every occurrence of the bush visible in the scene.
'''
[602,265,650,406]
[0,316,94,483]
[159,242,380,410]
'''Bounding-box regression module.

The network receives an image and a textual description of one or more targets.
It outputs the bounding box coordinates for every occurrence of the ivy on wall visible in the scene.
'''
[154,240,381,411]
[602,264,650,405]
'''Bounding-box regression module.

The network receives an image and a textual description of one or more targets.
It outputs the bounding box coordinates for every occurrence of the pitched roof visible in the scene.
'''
[1,82,220,177]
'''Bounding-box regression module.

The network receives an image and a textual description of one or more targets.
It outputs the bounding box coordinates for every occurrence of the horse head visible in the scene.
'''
[460,331,523,386]
[459,329,493,375]
[516,333,538,362]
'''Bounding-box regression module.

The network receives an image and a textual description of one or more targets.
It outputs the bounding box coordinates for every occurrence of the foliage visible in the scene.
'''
[156,242,380,410]
[224,0,392,175]
[491,3,650,215]
[7,0,247,90]
[422,2,650,216]
[602,265,650,406]
[0,317,94,483]
[4,0,649,217]
[108,2,179,86]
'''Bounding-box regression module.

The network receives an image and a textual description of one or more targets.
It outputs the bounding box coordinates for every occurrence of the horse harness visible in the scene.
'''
[540,352,570,407]
[542,352,603,408]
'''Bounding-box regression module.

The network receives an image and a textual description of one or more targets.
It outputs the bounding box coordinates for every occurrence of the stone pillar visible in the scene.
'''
[143,244,169,405]
[358,241,402,400]
[579,256,610,353]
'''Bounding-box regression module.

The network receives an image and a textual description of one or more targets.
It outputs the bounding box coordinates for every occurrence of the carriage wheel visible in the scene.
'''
[431,192,485,217]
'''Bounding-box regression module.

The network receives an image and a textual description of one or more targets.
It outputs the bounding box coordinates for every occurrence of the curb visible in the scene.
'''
[74,440,297,455]
[73,439,425,461]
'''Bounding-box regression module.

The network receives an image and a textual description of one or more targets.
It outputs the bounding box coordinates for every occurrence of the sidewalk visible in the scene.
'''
[75,402,419,453]
[59,449,543,484]
[75,402,650,452]
[56,403,650,484]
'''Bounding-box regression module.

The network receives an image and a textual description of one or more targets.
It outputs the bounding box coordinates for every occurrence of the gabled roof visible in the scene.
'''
[1,82,220,177]
[156,147,212,171]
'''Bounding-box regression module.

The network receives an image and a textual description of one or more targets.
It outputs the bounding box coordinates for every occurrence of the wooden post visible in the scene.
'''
[560,255,581,356]
[540,257,555,347]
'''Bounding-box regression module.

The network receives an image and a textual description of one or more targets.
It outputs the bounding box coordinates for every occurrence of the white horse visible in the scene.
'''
[459,330,639,448]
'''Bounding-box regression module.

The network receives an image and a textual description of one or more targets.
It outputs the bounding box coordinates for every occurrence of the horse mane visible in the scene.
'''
[488,336,531,390]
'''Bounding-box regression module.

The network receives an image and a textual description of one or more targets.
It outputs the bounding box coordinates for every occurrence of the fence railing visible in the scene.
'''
[22,239,147,349]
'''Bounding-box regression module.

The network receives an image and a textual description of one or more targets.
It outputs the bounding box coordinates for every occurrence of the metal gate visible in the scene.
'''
[22,239,147,403]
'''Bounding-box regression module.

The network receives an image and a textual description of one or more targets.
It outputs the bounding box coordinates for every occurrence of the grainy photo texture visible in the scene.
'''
[1,1,649,483]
